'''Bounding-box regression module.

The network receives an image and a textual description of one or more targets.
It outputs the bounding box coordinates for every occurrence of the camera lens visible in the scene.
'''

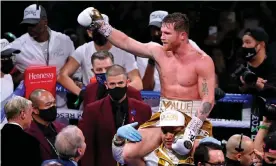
[242,71,258,85]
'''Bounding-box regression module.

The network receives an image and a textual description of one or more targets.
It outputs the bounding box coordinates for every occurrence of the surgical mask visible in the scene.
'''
[108,86,127,101]
[242,46,257,61]
[95,73,106,85]
[1,59,14,74]
[39,106,57,122]
[93,31,108,46]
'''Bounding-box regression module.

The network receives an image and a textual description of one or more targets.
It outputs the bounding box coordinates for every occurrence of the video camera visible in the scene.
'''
[231,64,258,86]
[253,96,276,121]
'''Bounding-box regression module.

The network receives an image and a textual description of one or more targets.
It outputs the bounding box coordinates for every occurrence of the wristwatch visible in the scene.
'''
[113,134,126,147]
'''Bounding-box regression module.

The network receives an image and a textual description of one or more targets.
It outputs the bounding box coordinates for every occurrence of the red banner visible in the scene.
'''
[24,66,56,99]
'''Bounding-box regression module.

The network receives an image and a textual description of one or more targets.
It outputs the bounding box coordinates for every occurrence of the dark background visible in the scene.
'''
[2,1,276,140]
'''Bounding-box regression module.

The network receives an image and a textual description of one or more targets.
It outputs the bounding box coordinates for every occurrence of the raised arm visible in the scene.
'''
[196,55,216,121]
[77,7,162,59]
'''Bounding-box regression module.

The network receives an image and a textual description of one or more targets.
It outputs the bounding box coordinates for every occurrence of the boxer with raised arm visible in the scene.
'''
[78,8,215,166]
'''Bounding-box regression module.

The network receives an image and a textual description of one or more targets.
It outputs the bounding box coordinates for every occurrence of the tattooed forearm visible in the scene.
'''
[196,102,212,121]
[201,102,212,114]
[202,79,208,96]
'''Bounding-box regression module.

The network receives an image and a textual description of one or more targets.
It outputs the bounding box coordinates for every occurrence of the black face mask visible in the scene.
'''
[1,59,14,74]
[93,31,108,46]
[108,86,127,101]
[152,35,162,45]
[39,106,57,122]
[242,45,258,61]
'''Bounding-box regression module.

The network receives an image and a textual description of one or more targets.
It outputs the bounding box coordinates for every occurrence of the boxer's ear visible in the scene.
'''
[179,31,187,41]
[126,79,130,86]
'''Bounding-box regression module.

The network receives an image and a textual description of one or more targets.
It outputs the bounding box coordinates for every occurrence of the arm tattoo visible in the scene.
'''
[200,102,212,115]
[202,79,208,96]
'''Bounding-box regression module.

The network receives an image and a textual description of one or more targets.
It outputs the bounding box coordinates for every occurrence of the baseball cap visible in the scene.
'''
[244,27,269,44]
[264,131,276,153]
[149,10,168,28]
[157,110,185,127]
[21,4,47,25]
[1,39,20,57]
[199,137,222,146]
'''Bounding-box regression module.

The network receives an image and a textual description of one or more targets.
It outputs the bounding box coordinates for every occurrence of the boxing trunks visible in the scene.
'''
[140,98,213,139]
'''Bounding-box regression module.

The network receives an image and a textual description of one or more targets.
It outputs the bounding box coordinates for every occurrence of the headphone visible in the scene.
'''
[235,133,244,152]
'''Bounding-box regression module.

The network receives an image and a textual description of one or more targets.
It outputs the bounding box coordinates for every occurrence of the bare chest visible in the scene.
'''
[157,54,198,87]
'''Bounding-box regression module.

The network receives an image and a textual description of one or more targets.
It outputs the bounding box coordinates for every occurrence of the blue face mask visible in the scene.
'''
[95,73,106,85]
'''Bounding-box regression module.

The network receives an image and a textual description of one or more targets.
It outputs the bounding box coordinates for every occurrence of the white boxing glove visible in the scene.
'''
[77,7,95,27]
[172,131,195,155]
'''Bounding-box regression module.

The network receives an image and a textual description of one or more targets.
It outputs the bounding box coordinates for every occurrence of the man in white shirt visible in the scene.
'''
[10,4,75,108]
[1,39,21,129]
[58,14,142,100]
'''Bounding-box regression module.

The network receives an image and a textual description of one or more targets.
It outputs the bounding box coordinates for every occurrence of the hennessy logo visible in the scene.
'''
[28,73,54,80]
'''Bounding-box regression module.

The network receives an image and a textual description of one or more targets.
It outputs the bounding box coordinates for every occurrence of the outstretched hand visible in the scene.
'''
[117,122,142,142]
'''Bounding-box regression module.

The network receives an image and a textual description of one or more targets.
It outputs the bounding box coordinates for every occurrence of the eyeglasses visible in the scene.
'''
[203,161,226,166]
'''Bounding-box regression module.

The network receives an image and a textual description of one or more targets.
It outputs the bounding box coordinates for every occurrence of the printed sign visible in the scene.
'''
[24,66,56,99]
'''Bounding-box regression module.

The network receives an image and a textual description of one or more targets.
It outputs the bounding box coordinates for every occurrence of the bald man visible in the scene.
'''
[26,89,65,161]
[225,134,255,166]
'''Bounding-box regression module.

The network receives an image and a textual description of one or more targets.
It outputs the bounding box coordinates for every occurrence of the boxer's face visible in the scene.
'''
[92,58,113,74]
[161,23,186,51]
[161,126,183,149]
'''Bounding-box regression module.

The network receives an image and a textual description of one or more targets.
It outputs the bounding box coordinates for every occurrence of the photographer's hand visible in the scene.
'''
[256,77,267,90]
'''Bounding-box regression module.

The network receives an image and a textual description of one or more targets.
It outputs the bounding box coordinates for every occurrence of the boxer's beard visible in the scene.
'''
[93,31,108,46]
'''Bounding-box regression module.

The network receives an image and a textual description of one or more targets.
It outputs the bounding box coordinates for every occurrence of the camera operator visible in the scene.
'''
[237,27,276,97]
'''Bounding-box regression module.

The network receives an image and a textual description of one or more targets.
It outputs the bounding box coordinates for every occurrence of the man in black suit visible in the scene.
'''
[1,96,42,166]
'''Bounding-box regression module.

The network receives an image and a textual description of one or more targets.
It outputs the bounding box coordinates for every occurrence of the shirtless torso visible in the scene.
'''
[77,8,216,166]
[157,48,202,100]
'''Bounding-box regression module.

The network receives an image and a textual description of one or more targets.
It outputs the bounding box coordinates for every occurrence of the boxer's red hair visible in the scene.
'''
[162,12,190,35]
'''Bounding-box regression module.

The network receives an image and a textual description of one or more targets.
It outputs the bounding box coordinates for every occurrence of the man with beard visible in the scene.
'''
[58,14,142,102]
[26,89,65,161]
[137,11,201,91]
[78,8,215,166]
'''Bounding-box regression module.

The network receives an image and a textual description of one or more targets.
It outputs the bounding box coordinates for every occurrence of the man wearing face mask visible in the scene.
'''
[0,39,21,128]
[136,10,168,91]
[83,50,142,108]
[225,134,255,166]
[78,65,151,166]
[58,14,143,103]
[26,89,65,161]
[1,39,20,102]
[239,27,276,97]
